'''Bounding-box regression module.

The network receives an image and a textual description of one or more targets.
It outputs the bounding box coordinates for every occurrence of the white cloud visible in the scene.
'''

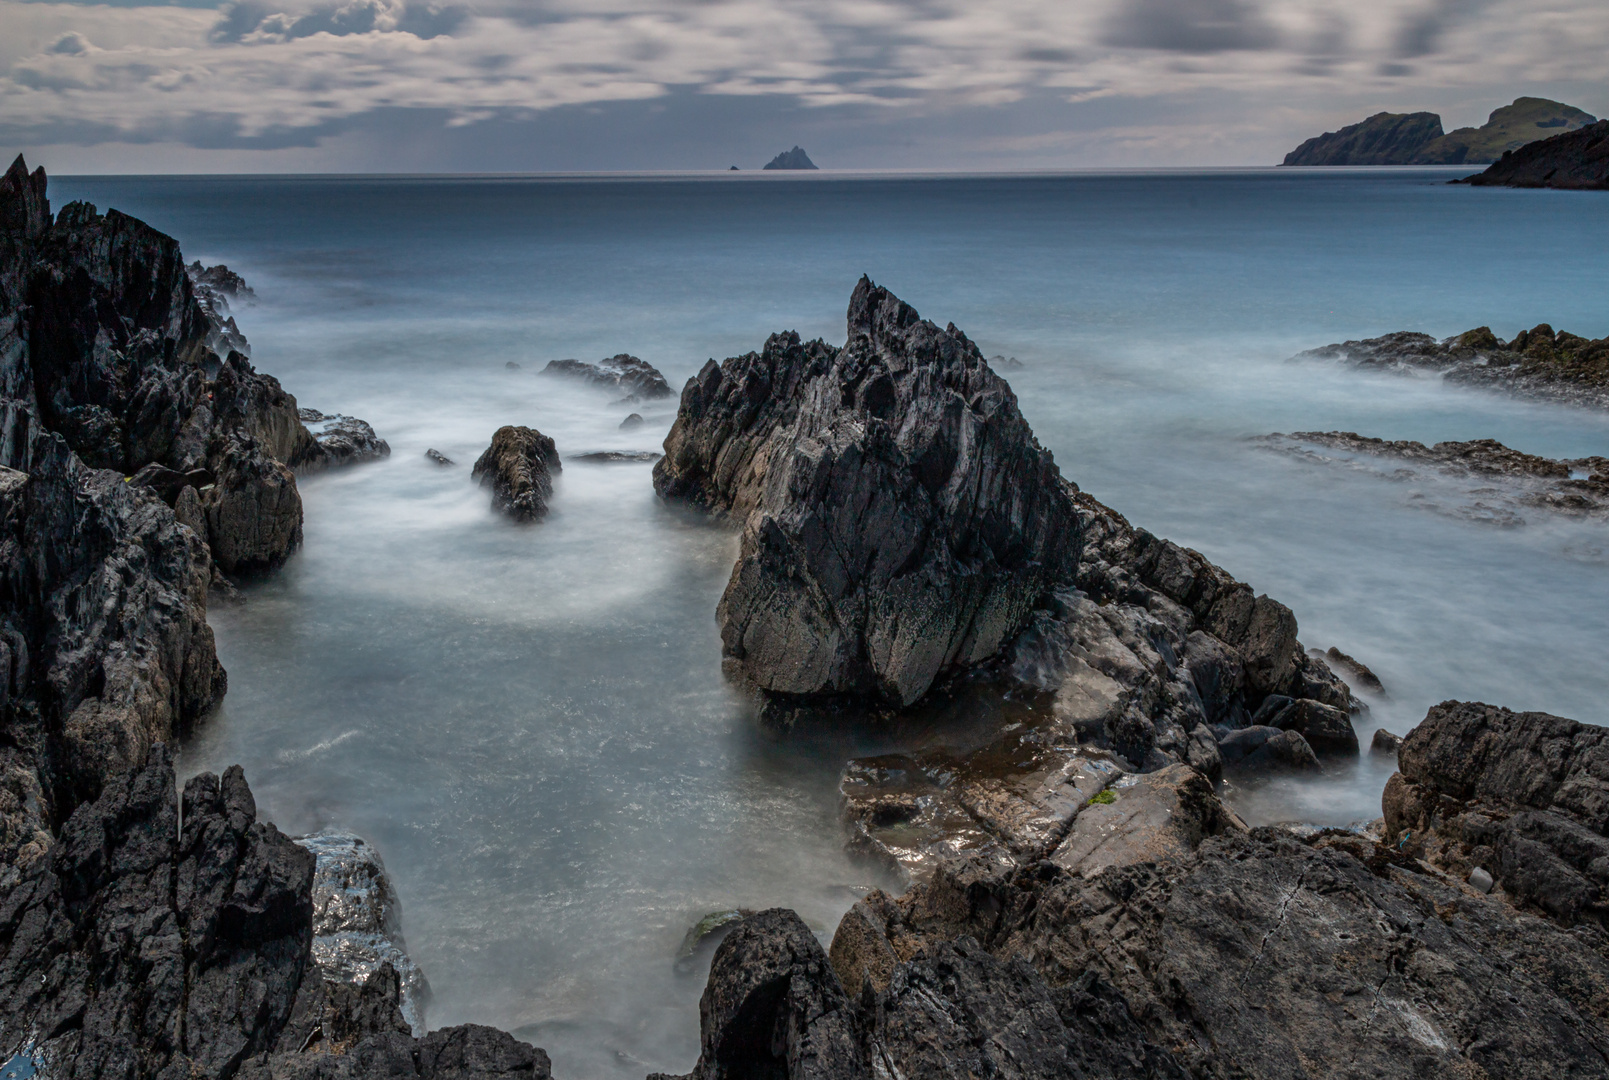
[0,0,1605,163]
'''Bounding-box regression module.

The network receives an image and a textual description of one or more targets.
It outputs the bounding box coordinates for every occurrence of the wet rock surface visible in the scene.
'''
[472,426,560,522]
[296,831,431,1036]
[539,355,672,402]
[0,750,552,1080]
[1385,700,1609,928]
[655,277,1084,708]
[1261,430,1609,525]
[685,726,1609,1080]
[1293,324,1609,411]
[296,409,391,471]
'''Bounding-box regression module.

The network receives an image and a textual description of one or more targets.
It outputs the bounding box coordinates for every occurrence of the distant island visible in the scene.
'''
[1282,97,1597,166]
[763,146,818,170]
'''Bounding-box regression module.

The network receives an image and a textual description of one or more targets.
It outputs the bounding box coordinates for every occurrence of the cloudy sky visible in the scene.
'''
[3,0,1605,171]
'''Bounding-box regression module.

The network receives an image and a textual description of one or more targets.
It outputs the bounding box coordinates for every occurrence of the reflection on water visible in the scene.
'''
[48,170,1607,1078]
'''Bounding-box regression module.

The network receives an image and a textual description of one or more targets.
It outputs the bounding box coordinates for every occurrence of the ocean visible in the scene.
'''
[52,168,1609,1077]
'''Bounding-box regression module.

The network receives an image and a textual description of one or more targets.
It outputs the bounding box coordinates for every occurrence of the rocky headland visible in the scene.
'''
[1282,97,1597,166]
[1259,431,1609,527]
[1295,323,1609,411]
[1461,119,1609,190]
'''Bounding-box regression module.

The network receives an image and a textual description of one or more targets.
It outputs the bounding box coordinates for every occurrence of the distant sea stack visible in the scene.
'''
[1463,119,1609,190]
[762,146,818,170]
[1282,97,1597,166]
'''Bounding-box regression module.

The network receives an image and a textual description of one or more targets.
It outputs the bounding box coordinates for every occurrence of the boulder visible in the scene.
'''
[679,908,862,1080]
[655,277,1083,707]
[1372,727,1404,756]
[426,448,455,467]
[472,426,560,522]
[539,354,672,401]
[1384,700,1609,927]
[1265,697,1359,757]
[1219,725,1322,773]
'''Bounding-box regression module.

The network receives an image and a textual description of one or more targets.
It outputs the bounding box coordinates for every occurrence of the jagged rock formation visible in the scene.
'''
[839,487,1354,883]
[1464,118,1609,189]
[472,426,560,522]
[538,355,672,402]
[0,748,551,1080]
[1386,700,1609,928]
[762,147,818,170]
[1260,430,1609,525]
[0,404,223,872]
[675,710,1609,1079]
[1295,324,1609,411]
[1282,111,1445,165]
[1419,97,1597,164]
[1283,98,1597,166]
[655,278,1083,708]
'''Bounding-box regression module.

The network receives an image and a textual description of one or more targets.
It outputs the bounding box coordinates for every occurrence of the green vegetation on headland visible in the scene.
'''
[1283,96,1597,166]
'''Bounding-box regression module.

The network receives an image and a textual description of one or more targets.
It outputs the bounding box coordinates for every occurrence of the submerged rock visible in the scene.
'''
[539,354,672,401]
[1262,430,1609,522]
[656,277,1083,707]
[426,448,455,466]
[672,909,754,975]
[472,425,560,522]
[569,450,661,463]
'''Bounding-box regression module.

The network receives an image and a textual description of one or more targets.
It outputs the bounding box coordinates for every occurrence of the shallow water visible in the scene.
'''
[55,169,1609,1078]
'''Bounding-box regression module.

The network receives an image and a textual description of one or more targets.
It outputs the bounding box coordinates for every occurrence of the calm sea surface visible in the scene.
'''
[54,170,1609,1078]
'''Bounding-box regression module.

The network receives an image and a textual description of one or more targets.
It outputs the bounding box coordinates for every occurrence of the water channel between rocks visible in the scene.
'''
[48,170,1606,1078]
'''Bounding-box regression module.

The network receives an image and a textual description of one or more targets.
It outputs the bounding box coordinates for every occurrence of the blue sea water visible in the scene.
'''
[52,169,1609,1078]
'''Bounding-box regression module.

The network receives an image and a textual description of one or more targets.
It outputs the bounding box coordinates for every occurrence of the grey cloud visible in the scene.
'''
[1393,0,1492,58]
[1103,0,1279,54]
[49,32,91,55]
[211,0,468,42]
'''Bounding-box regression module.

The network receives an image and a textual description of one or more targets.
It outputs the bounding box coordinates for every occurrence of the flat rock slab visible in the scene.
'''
[1051,763,1240,877]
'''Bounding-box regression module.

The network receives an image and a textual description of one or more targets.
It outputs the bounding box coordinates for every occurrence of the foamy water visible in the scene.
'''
[55,169,1609,1078]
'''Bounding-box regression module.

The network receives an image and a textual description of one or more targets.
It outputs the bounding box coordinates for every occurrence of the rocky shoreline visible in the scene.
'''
[1259,430,1609,527]
[1294,324,1609,412]
[6,154,1609,1078]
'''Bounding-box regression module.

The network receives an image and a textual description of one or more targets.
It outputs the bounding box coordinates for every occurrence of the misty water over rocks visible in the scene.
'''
[53,169,1609,1078]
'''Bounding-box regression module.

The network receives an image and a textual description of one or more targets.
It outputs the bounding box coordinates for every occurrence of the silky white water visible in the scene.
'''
[55,169,1609,1078]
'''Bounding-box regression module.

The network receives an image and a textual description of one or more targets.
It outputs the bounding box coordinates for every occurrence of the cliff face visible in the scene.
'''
[1465,119,1609,190]
[1281,111,1444,165]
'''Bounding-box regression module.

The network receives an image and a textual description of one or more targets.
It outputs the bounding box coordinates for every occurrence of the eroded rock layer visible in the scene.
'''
[655,277,1083,707]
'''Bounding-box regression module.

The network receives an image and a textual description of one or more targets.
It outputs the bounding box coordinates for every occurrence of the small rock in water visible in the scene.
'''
[1468,866,1495,894]
[989,354,1025,370]
[674,909,755,974]
[1322,645,1386,693]
[539,354,673,401]
[473,425,561,521]
[426,448,455,466]
[619,412,645,430]
[505,360,521,370]
[1371,728,1403,756]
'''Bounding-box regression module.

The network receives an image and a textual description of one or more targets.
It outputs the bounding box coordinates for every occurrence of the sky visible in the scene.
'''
[1,0,1605,172]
